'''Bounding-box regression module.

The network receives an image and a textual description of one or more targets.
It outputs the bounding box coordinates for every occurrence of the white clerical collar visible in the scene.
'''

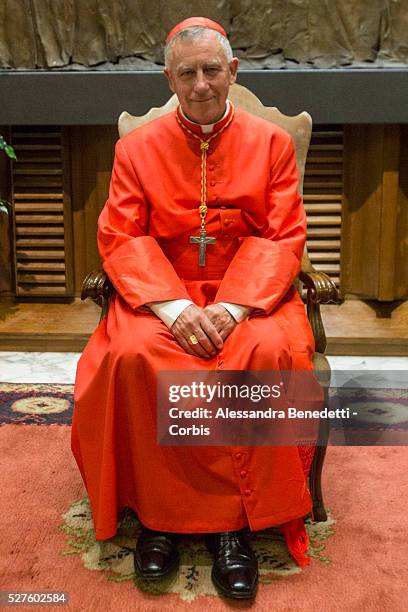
[180,100,230,134]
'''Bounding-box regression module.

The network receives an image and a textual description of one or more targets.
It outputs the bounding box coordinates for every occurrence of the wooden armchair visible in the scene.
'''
[81,83,339,522]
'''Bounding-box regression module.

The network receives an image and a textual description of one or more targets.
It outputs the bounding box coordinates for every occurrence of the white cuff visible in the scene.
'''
[218,302,252,323]
[148,299,193,328]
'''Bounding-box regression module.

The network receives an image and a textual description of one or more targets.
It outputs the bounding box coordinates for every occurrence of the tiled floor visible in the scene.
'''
[0,352,407,384]
[0,352,80,383]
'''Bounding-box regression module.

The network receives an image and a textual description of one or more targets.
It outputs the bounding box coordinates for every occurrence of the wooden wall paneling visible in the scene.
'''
[341,125,384,299]
[0,126,14,297]
[70,126,116,295]
[342,124,406,300]
[378,126,400,300]
[69,126,86,294]
[304,125,344,287]
[395,125,408,299]
[61,127,74,295]
[10,126,74,297]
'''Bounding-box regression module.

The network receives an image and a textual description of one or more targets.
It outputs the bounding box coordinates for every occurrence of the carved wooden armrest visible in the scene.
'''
[81,269,114,319]
[299,270,339,353]
[299,270,339,304]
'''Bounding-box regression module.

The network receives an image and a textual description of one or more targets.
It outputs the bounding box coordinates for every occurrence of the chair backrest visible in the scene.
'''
[118,82,313,270]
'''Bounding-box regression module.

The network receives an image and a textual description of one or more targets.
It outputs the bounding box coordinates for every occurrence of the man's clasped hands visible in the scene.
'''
[171,304,237,358]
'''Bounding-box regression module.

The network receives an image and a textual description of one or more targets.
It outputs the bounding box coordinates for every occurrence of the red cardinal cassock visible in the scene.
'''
[72,100,317,568]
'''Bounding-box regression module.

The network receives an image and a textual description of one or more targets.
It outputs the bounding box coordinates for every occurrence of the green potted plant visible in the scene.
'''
[0,135,16,214]
[0,135,16,161]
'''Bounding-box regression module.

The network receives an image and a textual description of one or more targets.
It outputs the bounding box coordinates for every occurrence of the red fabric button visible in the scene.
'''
[240,470,248,478]
[235,453,242,460]
[208,165,215,171]
[244,489,252,496]
[210,180,216,186]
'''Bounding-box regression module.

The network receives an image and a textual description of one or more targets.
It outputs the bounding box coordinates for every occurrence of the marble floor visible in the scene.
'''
[0,352,407,384]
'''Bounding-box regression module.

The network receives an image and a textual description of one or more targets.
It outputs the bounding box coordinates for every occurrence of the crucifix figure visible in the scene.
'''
[189,228,216,266]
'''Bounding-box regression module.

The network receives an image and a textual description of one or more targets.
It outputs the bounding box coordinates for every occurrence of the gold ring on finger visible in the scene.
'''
[188,334,199,345]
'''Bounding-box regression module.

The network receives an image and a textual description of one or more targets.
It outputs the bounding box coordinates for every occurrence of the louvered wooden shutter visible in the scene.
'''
[10,126,73,296]
[304,125,343,286]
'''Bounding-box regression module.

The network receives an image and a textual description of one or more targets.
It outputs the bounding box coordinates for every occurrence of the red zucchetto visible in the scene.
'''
[165,17,227,42]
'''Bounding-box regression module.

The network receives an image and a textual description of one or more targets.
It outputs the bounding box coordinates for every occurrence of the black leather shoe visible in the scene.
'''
[134,528,179,579]
[206,530,258,599]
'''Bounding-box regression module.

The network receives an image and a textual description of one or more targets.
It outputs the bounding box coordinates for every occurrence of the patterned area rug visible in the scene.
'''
[0,383,73,424]
[61,498,335,603]
[1,383,407,440]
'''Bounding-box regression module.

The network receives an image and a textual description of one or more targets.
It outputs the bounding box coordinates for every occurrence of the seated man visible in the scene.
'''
[72,17,316,600]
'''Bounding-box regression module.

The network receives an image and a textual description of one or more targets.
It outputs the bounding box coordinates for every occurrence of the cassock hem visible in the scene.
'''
[246,501,312,533]
[92,499,312,540]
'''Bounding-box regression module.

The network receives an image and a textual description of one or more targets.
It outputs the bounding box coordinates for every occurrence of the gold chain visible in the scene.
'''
[176,104,235,231]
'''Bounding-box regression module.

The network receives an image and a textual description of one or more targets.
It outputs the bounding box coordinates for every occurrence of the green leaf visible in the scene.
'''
[0,136,5,149]
[0,201,9,215]
[4,144,17,160]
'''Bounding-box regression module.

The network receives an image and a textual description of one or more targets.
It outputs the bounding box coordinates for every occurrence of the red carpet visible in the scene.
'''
[1,410,407,609]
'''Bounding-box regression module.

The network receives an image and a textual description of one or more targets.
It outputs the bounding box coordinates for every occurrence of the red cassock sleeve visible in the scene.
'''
[98,139,191,309]
[215,133,306,313]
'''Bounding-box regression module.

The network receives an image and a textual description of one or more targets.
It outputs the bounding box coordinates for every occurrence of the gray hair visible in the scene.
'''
[164,26,233,68]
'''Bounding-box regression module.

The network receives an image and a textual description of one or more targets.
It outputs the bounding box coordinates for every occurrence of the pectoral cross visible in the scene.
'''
[190,228,216,267]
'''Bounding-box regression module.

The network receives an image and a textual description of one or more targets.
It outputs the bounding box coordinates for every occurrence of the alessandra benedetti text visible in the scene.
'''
[168,407,352,420]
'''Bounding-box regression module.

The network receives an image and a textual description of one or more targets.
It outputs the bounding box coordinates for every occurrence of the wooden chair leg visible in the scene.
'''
[309,388,330,522]
[309,445,328,521]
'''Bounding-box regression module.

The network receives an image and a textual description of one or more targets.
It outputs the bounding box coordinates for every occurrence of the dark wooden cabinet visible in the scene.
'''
[341,125,408,300]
